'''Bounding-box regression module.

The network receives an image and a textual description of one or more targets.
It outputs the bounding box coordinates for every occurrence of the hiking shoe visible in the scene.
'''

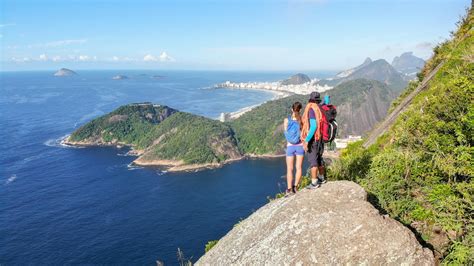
[284,189,294,197]
[306,183,320,190]
[317,176,327,185]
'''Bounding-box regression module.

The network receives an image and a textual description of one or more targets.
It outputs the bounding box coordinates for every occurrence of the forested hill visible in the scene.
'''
[330,6,473,264]
[67,76,396,170]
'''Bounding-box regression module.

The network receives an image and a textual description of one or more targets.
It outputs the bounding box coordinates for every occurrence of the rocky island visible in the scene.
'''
[54,68,77,76]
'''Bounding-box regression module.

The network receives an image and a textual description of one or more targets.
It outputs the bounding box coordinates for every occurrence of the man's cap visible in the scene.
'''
[309,91,321,102]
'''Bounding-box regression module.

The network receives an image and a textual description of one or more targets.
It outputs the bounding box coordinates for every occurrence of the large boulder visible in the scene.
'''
[197,181,434,265]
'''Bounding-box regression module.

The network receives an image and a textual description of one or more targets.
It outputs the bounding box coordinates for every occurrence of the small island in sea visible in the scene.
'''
[54,68,77,76]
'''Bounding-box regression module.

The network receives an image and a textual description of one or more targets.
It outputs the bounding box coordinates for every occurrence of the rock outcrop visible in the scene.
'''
[392,52,425,75]
[318,58,407,92]
[197,181,434,265]
[54,68,77,76]
[281,73,311,85]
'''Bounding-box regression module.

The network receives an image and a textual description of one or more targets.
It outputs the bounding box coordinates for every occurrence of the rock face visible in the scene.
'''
[335,57,372,78]
[330,79,396,137]
[392,52,425,75]
[197,181,435,265]
[54,68,77,76]
[281,73,311,85]
[319,58,407,92]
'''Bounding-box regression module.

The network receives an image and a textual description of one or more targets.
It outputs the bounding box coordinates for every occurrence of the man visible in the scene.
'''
[301,92,326,189]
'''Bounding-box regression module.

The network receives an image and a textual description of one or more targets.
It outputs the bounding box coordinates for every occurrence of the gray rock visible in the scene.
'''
[197,181,434,265]
[54,68,77,76]
[392,52,425,75]
[281,73,311,85]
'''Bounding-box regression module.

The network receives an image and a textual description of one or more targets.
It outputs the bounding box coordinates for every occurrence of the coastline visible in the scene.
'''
[64,136,340,172]
[221,90,291,121]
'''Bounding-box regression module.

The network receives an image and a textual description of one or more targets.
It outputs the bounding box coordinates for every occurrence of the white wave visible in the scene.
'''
[156,170,167,176]
[117,151,135,157]
[127,163,144,170]
[5,174,17,185]
[44,134,83,149]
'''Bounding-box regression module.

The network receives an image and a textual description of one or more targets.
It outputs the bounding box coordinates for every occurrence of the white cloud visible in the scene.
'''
[415,42,434,50]
[52,56,62,62]
[11,57,31,62]
[144,52,175,62]
[78,55,90,61]
[39,54,48,61]
[143,54,158,62]
[112,56,120,61]
[159,52,175,62]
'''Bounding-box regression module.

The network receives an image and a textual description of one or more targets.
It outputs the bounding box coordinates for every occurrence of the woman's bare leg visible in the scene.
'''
[295,155,304,189]
[286,156,294,190]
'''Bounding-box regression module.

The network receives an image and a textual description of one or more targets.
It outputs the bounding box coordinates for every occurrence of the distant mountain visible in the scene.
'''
[328,79,396,136]
[334,57,372,79]
[281,73,311,85]
[319,59,407,92]
[391,52,425,75]
[54,68,77,76]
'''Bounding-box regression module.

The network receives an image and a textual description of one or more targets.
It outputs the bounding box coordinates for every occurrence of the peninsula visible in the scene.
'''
[66,79,399,172]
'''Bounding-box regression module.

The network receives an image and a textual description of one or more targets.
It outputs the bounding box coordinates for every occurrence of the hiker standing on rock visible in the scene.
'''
[301,92,328,189]
[283,102,304,197]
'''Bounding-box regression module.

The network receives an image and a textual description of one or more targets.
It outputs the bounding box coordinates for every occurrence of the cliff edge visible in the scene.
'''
[197,181,434,265]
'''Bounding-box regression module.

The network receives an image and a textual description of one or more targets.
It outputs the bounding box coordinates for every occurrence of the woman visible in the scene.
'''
[283,102,304,197]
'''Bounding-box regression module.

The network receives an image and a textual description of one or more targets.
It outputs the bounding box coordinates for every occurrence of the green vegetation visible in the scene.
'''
[326,79,393,109]
[387,80,420,114]
[140,112,239,164]
[69,103,177,149]
[329,8,473,263]
[70,103,241,165]
[204,240,218,253]
[70,77,399,166]
[229,94,307,155]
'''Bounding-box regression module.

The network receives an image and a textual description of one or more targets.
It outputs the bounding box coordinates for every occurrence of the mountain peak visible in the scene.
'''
[391,52,425,75]
[280,73,311,85]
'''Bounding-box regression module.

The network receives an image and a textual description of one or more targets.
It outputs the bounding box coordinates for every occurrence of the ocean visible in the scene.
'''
[0,70,330,264]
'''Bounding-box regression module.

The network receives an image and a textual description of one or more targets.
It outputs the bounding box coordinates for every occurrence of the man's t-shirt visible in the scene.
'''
[309,109,316,120]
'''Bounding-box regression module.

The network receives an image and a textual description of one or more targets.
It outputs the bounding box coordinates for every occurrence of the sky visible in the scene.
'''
[0,0,470,71]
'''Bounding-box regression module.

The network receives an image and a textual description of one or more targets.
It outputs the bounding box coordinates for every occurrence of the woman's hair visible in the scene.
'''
[292,102,303,127]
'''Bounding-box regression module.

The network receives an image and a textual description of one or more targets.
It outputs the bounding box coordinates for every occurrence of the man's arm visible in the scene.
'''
[305,118,317,143]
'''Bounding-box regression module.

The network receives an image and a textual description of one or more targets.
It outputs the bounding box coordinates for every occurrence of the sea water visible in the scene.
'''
[0,70,330,264]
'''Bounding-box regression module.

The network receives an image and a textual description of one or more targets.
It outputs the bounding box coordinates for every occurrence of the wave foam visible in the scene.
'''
[44,134,83,149]
[127,163,144,171]
[5,174,17,185]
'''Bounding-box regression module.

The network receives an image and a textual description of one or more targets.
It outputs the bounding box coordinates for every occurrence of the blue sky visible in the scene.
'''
[0,0,470,71]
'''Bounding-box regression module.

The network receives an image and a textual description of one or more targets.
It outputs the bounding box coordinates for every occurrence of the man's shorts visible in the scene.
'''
[307,139,324,167]
[286,144,305,156]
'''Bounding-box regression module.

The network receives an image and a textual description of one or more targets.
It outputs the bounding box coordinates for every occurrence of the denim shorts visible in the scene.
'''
[286,144,304,156]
